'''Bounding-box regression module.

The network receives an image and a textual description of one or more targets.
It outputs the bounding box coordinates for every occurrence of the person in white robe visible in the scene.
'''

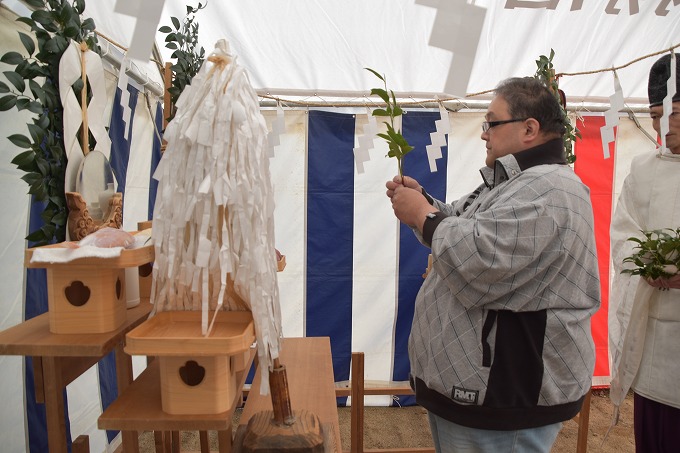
[609,53,680,452]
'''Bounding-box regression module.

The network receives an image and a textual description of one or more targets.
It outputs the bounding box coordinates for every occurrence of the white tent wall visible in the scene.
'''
[0,8,34,453]
[267,110,307,339]
[149,0,678,104]
[0,1,675,452]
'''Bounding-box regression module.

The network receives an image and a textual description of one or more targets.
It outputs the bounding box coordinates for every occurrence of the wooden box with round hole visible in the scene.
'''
[125,310,255,415]
[24,234,155,334]
[45,265,127,334]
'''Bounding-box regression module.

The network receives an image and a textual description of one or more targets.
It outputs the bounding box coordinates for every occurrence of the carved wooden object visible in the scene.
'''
[242,410,325,453]
[66,191,123,241]
[240,359,325,453]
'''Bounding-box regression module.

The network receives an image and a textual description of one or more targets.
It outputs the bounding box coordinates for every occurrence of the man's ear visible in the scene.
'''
[524,118,541,140]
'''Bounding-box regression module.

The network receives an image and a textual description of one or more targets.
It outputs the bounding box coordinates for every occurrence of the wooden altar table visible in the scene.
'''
[0,301,152,453]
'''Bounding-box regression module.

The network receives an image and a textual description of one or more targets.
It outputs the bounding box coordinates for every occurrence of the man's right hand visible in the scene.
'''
[386,175,421,200]
[646,274,680,290]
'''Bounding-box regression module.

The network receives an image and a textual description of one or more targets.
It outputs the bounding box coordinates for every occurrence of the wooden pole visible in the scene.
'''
[163,62,172,128]
[351,352,365,453]
[71,435,90,453]
[80,41,89,156]
[268,358,295,426]
[161,62,172,153]
[238,343,326,452]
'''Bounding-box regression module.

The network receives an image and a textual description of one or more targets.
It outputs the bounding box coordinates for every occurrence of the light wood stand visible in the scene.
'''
[124,310,255,416]
[99,348,256,453]
[0,301,153,453]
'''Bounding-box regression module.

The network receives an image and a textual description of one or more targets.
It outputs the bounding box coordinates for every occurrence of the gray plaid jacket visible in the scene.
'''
[410,139,600,430]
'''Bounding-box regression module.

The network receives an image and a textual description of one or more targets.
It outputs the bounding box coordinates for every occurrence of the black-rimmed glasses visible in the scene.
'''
[481,118,527,133]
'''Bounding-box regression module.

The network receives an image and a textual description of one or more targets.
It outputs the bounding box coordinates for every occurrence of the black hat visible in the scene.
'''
[648,53,680,107]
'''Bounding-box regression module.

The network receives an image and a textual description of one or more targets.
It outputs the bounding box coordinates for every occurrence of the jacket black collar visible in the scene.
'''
[481,138,567,189]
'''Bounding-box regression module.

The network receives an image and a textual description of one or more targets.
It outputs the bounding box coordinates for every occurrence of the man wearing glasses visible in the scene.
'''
[385,77,599,452]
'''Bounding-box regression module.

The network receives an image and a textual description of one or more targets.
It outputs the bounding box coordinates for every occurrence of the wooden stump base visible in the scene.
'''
[240,409,325,453]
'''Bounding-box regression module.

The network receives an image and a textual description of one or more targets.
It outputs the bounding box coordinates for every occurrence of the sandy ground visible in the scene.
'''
[137,389,635,452]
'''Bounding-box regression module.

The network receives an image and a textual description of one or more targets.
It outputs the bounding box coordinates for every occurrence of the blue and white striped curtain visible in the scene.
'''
[23,204,57,452]
[306,110,448,406]
[267,109,465,407]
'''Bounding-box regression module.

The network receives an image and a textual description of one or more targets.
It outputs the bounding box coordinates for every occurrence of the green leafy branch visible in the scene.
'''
[158,2,206,123]
[0,0,99,245]
[365,68,413,178]
[622,228,680,279]
[534,49,580,164]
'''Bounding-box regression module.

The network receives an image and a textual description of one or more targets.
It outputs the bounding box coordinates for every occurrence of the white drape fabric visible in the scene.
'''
[609,151,680,426]
[150,40,282,393]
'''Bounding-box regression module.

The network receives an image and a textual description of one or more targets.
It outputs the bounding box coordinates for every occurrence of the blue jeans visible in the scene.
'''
[427,412,562,453]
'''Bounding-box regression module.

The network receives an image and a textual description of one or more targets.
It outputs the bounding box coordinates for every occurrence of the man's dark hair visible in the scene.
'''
[495,77,567,136]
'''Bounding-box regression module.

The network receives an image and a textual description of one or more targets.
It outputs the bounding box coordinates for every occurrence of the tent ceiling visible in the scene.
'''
[5,1,680,107]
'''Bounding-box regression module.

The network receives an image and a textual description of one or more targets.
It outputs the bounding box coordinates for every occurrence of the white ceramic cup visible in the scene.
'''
[125,267,140,309]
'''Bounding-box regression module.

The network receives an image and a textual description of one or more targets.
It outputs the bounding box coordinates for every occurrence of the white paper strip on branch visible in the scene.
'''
[59,40,112,193]
[426,101,450,172]
[267,102,285,157]
[117,57,132,141]
[660,52,677,155]
[600,70,624,159]
[353,108,378,174]
[114,0,165,62]
[150,40,282,393]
